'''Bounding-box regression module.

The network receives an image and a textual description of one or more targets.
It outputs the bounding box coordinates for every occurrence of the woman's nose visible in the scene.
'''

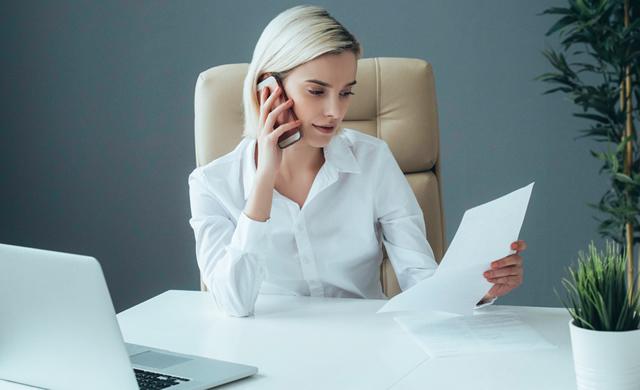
[324,95,341,118]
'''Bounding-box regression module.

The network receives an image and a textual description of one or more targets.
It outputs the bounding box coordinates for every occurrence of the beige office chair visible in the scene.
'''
[193,57,446,298]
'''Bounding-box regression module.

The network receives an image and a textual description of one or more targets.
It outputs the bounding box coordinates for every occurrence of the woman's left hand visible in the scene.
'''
[481,240,527,301]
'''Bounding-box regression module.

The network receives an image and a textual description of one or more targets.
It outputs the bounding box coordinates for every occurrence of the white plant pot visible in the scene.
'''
[569,320,640,390]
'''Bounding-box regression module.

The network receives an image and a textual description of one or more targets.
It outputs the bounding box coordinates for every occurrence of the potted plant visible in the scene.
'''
[538,0,639,296]
[559,241,640,389]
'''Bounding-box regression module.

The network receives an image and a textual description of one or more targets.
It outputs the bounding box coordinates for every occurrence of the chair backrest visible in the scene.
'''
[194,57,446,298]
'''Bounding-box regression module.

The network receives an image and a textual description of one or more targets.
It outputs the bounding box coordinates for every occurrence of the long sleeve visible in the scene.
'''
[374,143,438,291]
[188,169,268,317]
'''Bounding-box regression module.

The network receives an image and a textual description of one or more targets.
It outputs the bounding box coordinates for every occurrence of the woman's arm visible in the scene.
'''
[189,169,273,317]
[189,84,300,317]
[374,142,438,291]
[374,141,524,307]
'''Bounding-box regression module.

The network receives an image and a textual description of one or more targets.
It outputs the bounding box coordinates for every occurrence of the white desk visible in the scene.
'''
[116,290,576,390]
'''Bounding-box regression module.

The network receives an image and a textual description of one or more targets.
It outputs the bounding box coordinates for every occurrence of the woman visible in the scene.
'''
[189,5,526,317]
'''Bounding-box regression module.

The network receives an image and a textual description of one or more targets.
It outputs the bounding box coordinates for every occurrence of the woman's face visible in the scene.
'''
[280,51,357,148]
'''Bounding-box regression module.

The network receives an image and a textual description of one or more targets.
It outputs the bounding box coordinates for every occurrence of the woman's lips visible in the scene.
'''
[313,124,335,133]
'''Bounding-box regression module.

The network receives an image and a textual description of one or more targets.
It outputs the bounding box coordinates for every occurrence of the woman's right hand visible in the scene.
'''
[256,85,302,180]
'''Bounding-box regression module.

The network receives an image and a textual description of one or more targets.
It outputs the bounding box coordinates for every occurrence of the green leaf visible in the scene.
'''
[573,113,612,124]
[539,7,572,16]
[589,150,610,161]
[543,86,574,95]
[616,135,633,154]
[614,173,634,185]
[546,15,578,36]
[574,0,589,15]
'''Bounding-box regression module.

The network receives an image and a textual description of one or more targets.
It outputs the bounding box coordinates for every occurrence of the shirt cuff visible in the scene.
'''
[229,211,270,255]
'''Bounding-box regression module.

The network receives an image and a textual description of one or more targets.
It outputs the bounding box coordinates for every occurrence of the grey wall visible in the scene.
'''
[1,1,612,312]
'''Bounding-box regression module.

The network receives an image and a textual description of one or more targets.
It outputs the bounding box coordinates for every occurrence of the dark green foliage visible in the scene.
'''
[538,0,640,247]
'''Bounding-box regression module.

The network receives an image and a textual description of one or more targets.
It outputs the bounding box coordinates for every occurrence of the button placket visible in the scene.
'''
[294,214,323,297]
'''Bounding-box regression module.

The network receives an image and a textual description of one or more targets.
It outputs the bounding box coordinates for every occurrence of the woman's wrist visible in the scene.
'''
[255,169,277,185]
[244,172,276,222]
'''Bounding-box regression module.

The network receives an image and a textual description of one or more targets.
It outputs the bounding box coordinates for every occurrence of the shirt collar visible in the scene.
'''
[241,130,361,200]
[322,130,361,175]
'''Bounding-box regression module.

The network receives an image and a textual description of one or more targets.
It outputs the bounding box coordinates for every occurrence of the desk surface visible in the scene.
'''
[115,290,576,390]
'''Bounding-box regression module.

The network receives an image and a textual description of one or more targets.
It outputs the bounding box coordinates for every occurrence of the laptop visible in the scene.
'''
[0,243,258,390]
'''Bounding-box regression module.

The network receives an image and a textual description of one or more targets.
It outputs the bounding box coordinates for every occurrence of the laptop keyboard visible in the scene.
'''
[134,368,190,389]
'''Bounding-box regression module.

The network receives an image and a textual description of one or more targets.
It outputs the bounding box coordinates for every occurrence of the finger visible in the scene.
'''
[487,275,522,287]
[484,265,522,279]
[511,240,527,253]
[259,86,266,104]
[259,86,283,129]
[268,119,302,143]
[264,99,294,133]
[259,86,280,126]
[258,87,271,120]
[491,254,522,269]
[260,86,270,106]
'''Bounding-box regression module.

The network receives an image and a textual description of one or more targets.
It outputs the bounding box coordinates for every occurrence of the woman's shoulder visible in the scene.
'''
[340,127,388,150]
[341,127,385,146]
[188,137,251,186]
[340,128,392,161]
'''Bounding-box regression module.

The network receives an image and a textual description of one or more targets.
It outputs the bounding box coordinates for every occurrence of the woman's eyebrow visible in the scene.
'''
[305,79,357,88]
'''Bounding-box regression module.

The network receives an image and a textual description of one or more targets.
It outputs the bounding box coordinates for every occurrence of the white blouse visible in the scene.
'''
[189,128,440,317]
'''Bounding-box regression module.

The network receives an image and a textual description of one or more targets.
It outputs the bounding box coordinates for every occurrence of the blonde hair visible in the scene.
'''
[242,5,362,138]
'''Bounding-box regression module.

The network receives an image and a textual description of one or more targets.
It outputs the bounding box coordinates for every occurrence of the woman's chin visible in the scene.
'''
[300,127,335,147]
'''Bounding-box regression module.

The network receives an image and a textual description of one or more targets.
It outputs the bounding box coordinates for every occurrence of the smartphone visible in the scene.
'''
[256,73,302,149]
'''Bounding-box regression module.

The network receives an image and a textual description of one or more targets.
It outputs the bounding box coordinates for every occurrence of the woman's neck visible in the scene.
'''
[279,141,324,181]
[253,139,325,181]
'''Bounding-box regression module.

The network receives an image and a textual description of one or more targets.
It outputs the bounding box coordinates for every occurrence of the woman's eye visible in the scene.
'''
[307,89,355,97]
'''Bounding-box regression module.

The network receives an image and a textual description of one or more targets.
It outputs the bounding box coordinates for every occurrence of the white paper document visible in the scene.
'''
[394,311,556,358]
[377,182,534,315]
